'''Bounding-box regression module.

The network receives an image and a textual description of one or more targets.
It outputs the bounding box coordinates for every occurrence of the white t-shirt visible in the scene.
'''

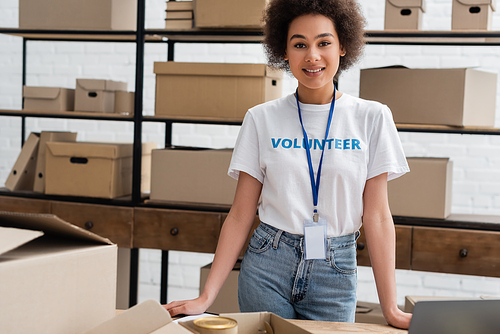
[228,93,409,237]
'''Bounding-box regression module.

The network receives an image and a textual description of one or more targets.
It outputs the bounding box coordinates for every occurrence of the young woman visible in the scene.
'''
[165,0,412,329]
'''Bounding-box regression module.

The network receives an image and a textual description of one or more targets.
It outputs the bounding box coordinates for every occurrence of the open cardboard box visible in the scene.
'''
[0,211,117,334]
[84,300,313,334]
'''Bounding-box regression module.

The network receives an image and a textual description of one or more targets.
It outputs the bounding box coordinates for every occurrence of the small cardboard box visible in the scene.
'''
[114,91,135,114]
[388,157,453,219]
[33,131,78,193]
[75,79,128,113]
[359,66,497,127]
[45,141,156,199]
[19,0,137,30]
[150,147,237,205]
[385,0,426,30]
[452,0,496,30]
[194,0,267,29]
[200,260,241,314]
[0,210,117,334]
[355,302,388,325]
[23,86,75,112]
[154,62,282,121]
[5,132,40,191]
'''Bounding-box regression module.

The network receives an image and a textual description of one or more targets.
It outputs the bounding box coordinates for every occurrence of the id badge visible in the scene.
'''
[303,217,327,260]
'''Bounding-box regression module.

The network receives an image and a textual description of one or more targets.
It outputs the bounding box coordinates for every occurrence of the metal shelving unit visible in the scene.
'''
[2,4,500,307]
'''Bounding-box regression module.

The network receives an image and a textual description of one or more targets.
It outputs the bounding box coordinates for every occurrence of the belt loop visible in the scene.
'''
[325,237,331,262]
[273,229,283,249]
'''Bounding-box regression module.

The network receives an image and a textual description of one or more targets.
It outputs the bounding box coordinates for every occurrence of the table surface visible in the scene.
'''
[288,319,407,334]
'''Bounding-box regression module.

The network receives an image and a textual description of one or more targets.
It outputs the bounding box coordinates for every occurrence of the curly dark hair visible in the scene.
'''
[263,0,366,77]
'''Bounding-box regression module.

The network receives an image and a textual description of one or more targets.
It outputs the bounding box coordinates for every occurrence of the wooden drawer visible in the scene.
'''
[51,201,133,248]
[412,226,500,277]
[0,196,50,213]
[134,208,222,253]
[356,225,412,270]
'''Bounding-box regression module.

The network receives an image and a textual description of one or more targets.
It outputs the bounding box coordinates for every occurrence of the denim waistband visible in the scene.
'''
[258,221,359,250]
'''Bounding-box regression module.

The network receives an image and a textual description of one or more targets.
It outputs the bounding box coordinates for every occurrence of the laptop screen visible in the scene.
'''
[408,299,500,334]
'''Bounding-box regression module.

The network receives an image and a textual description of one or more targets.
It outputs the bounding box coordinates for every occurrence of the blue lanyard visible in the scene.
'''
[295,88,336,220]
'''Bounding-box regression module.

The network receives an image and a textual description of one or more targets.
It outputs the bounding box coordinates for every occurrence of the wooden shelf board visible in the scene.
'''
[365,30,500,45]
[0,109,134,120]
[396,123,500,134]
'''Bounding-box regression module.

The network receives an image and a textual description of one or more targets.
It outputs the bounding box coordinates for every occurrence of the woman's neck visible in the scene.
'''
[296,83,342,105]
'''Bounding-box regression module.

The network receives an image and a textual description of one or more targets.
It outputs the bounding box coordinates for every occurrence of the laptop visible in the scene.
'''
[408,299,500,334]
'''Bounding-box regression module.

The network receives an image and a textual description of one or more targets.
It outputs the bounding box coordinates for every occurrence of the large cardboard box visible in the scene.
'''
[75,79,128,113]
[33,131,78,193]
[452,0,496,30]
[150,147,237,205]
[19,0,137,30]
[23,86,75,112]
[154,62,282,121]
[0,210,117,334]
[5,132,40,191]
[388,157,453,219]
[359,66,497,127]
[200,260,241,314]
[194,0,267,29]
[385,0,426,30]
[45,141,156,199]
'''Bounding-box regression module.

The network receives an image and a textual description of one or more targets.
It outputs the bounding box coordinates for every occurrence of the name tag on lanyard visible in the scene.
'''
[295,88,336,260]
[304,217,328,260]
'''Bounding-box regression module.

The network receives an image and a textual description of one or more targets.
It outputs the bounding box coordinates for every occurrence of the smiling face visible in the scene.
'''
[285,14,345,104]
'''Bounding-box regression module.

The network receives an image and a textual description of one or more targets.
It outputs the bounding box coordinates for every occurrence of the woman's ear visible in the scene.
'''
[340,46,346,57]
[284,49,288,61]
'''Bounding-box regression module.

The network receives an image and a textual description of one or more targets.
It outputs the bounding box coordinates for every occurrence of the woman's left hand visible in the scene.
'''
[385,308,412,329]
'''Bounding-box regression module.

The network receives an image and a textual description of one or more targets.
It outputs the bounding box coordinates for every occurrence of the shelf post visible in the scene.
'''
[129,0,147,308]
[21,38,27,146]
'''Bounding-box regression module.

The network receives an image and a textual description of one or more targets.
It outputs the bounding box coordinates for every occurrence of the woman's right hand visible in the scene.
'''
[163,295,211,317]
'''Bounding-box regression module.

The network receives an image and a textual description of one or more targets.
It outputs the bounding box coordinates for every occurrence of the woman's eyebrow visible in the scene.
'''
[290,32,334,41]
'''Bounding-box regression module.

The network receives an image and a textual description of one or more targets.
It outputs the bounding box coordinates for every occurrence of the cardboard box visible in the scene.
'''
[194,0,267,29]
[388,157,453,219]
[404,295,496,313]
[33,131,78,193]
[167,1,193,11]
[5,132,40,191]
[84,299,314,334]
[181,312,313,334]
[452,0,496,30]
[45,141,156,199]
[200,260,241,314]
[19,0,137,30]
[154,62,282,121]
[359,66,497,127]
[150,147,236,205]
[385,0,426,30]
[0,210,117,334]
[75,79,128,113]
[114,91,135,114]
[355,302,387,325]
[23,86,75,112]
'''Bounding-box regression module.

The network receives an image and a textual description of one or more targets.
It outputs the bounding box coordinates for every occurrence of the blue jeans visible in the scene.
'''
[238,222,359,322]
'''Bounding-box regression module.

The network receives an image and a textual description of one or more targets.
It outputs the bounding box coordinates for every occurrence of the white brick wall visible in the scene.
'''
[1,0,499,307]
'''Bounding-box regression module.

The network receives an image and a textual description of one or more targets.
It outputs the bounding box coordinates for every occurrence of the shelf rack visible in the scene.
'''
[2,6,500,307]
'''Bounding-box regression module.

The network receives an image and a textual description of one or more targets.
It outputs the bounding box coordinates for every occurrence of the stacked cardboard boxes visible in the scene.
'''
[165,1,194,29]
